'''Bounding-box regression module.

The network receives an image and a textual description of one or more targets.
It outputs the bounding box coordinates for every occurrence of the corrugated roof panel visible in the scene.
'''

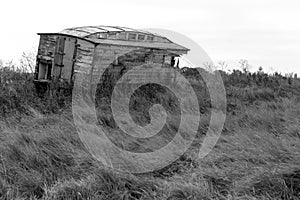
[97,26,124,32]
[75,27,107,33]
[60,29,90,37]
[113,26,136,32]
[117,27,164,37]
[113,26,156,36]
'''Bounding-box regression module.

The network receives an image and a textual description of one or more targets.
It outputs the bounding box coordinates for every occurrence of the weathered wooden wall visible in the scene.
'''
[76,44,183,97]
[91,45,168,86]
[37,35,57,60]
[73,39,95,78]
[36,34,183,90]
[91,45,183,83]
[36,34,96,83]
[92,44,137,82]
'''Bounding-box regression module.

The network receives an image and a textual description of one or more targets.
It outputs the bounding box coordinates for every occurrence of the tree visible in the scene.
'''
[19,50,36,73]
[217,61,228,71]
[239,59,250,73]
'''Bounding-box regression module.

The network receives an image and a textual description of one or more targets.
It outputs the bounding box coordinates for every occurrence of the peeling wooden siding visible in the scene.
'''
[92,45,181,78]
[72,39,95,86]
[91,45,137,84]
[73,40,95,72]
[86,45,182,92]
[37,35,57,60]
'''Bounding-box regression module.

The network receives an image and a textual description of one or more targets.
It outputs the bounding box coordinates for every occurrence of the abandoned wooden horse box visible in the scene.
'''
[34,26,189,89]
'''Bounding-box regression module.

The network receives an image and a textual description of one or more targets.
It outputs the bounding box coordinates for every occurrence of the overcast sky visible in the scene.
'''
[1,0,299,74]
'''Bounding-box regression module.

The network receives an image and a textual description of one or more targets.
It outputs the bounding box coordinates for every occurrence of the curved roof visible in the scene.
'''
[60,25,164,38]
[39,25,189,53]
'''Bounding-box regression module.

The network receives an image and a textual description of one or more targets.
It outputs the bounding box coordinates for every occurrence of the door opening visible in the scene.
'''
[37,59,52,80]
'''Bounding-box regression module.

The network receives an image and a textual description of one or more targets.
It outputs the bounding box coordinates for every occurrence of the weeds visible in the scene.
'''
[0,61,300,199]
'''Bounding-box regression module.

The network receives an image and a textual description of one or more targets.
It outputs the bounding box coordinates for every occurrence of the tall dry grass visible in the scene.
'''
[0,62,300,199]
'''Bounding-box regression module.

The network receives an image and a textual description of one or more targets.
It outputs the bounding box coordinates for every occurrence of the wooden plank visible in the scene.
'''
[37,35,57,58]
[61,37,76,81]
[72,39,95,82]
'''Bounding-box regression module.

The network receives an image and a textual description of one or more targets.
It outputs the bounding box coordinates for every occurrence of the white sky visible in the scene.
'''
[1,0,300,74]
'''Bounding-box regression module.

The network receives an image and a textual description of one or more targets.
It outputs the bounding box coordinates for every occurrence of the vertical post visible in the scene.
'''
[70,40,78,83]
[89,44,98,102]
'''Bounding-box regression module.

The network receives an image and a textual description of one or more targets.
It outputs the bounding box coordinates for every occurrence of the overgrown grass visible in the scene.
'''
[0,64,300,199]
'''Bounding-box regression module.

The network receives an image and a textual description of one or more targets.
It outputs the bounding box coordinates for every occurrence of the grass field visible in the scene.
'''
[0,64,300,199]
